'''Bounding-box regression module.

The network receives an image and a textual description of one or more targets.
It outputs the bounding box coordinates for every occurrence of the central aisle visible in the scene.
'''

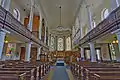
[51,66,69,80]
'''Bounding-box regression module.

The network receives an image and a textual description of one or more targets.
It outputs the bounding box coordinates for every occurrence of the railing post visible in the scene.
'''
[80,66,84,80]
[85,69,89,80]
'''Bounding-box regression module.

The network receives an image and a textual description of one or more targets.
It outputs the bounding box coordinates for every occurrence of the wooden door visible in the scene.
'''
[30,47,37,63]
[20,47,25,61]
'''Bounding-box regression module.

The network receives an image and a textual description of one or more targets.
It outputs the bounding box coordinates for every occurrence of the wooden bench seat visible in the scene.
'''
[86,68,120,71]
[83,68,120,80]
[0,71,30,80]
[0,60,50,80]
[71,62,120,80]
[97,76,120,80]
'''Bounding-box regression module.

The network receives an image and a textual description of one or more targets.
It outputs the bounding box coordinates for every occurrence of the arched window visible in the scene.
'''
[50,36,55,51]
[101,8,109,20]
[72,26,75,38]
[66,37,71,51]
[13,8,20,20]
[57,38,63,51]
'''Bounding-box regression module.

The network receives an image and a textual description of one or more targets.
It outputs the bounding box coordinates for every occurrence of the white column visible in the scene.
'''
[116,0,119,7]
[0,30,6,59]
[25,42,31,61]
[27,0,34,31]
[1,0,11,11]
[86,5,93,31]
[80,47,84,61]
[39,13,42,40]
[89,42,96,62]
[25,0,34,61]
[37,46,41,60]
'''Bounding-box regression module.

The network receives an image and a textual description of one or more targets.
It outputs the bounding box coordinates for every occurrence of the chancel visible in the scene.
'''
[0,0,120,80]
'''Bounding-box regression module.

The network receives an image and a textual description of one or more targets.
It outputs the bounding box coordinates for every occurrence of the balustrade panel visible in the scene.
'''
[78,5,120,46]
[0,6,6,29]
[0,5,48,49]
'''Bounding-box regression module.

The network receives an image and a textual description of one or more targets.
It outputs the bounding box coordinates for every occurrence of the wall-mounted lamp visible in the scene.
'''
[112,40,118,43]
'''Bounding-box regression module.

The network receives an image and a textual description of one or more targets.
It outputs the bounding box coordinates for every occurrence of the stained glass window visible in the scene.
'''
[58,38,63,51]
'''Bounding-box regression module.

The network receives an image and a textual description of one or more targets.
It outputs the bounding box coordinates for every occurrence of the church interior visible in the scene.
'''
[0,0,120,80]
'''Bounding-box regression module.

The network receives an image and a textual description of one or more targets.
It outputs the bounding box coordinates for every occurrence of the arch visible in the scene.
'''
[101,8,109,20]
[66,37,71,51]
[57,38,64,51]
[50,36,55,51]
[13,8,20,20]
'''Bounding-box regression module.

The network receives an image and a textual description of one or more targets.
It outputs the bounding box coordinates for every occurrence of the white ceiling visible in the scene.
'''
[15,0,82,30]
[39,0,82,29]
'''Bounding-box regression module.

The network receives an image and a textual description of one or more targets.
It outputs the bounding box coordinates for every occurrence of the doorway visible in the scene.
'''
[20,47,25,60]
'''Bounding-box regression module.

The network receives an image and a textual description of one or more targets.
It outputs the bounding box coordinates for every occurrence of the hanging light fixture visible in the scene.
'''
[57,5,64,30]
[52,5,70,32]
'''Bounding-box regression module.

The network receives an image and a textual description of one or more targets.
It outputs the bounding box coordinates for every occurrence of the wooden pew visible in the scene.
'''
[0,71,30,80]
[0,60,50,80]
[84,69,120,80]
[71,62,120,80]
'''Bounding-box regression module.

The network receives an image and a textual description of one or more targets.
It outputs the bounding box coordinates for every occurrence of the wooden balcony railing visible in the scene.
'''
[74,6,120,46]
[0,6,48,49]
